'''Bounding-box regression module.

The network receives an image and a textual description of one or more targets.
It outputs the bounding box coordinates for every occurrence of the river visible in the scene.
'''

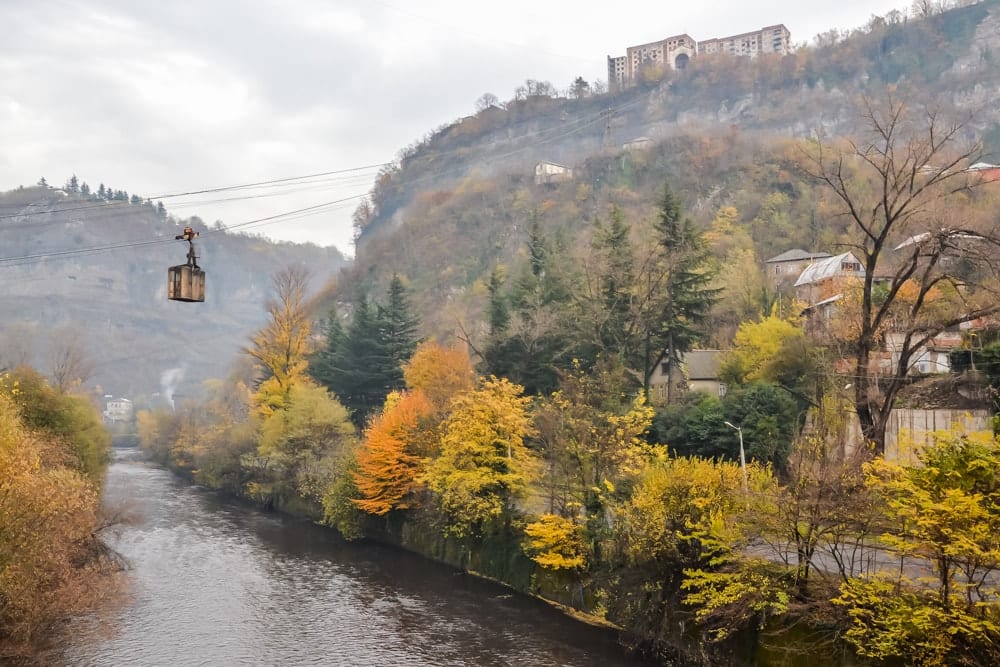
[56,448,646,666]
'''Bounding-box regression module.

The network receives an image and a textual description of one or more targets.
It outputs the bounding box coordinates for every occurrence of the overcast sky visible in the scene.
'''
[1,0,906,255]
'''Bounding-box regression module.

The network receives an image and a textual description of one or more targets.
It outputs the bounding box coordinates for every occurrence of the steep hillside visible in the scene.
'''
[328,0,1000,346]
[0,185,346,402]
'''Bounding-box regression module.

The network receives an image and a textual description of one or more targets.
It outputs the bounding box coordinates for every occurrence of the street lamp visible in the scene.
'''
[724,421,749,491]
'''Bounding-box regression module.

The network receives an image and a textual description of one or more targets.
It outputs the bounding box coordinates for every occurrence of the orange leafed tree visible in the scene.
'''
[402,341,475,413]
[352,390,434,515]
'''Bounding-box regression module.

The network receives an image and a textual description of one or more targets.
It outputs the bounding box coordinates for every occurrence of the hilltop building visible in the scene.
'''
[698,25,791,58]
[608,24,790,91]
[607,34,697,90]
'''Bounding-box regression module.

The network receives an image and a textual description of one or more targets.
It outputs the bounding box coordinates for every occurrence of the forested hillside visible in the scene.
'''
[0,183,346,400]
[330,0,1000,347]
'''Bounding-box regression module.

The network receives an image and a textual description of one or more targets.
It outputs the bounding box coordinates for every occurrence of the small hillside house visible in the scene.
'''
[765,249,832,287]
[793,251,865,305]
[534,162,574,185]
[648,349,726,403]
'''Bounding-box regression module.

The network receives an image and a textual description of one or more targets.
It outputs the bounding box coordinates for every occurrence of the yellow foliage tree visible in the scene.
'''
[255,382,355,502]
[523,514,587,572]
[244,267,312,417]
[535,361,653,523]
[0,388,108,655]
[834,429,1000,664]
[425,377,536,538]
[352,389,434,515]
[720,313,809,387]
[611,455,783,642]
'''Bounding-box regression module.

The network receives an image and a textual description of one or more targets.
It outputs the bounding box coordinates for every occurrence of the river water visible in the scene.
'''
[57,448,645,666]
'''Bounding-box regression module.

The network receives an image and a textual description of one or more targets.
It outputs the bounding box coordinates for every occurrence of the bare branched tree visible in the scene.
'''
[48,325,95,391]
[802,95,1000,453]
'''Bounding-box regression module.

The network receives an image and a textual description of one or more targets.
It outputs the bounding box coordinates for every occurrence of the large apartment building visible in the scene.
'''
[608,24,790,91]
[698,24,791,58]
[607,34,697,91]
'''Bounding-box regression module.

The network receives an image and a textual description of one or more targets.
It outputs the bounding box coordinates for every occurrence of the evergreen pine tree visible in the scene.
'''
[485,214,573,395]
[97,183,106,199]
[307,309,347,390]
[80,182,90,197]
[487,267,509,336]
[377,274,420,387]
[327,295,392,426]
[593,206,635,362]
[645,183,719,402]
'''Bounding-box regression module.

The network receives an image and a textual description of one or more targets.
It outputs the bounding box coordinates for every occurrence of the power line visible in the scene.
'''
[0,163,388,221]
[0,193,368,268]
[0,98,637,270]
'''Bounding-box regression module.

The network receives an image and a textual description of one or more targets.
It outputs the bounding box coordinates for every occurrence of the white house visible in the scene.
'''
[534,162,574,185]
[103,397,133,425]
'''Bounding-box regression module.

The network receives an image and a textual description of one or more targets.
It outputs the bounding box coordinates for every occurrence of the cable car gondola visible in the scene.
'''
[168,226,205,302]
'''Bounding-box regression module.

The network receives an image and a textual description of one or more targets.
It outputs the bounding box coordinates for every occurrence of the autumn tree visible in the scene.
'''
[534,361,652,545]
[802,95,1000,453]
[425,377,536,539]
[352,390,434,515]
[254,383,355,503]
[835,429,1000,664]
[607,455,778,646]
[523,513,590,607]
[10,367,110,482]
[720,313,816,402]
[0,377,112,656]
[244,267,312,416]
[401,340,475,415]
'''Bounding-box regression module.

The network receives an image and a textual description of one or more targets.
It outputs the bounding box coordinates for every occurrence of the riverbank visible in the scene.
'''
[55,449,645,666]
[0,370,116,662]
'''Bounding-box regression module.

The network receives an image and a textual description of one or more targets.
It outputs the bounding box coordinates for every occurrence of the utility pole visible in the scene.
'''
[724,421,748,492]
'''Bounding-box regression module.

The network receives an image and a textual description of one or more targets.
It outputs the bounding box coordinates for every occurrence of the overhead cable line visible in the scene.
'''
[0,193,368,268]
[0,163,389,220]
[1,97,641,269]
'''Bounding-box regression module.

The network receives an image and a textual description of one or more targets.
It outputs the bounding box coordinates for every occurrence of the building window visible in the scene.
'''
[718,384,727,397]
[661,362,670,376]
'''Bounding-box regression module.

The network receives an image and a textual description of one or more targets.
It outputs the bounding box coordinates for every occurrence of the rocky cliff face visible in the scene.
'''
[0,186,347,403]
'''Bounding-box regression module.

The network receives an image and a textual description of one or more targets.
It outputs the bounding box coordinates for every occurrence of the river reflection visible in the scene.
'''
[57,448,644,666]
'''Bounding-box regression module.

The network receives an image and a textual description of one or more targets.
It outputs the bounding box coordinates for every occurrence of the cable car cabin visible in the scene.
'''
[168,226,206,302]
[168,264,205,302]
